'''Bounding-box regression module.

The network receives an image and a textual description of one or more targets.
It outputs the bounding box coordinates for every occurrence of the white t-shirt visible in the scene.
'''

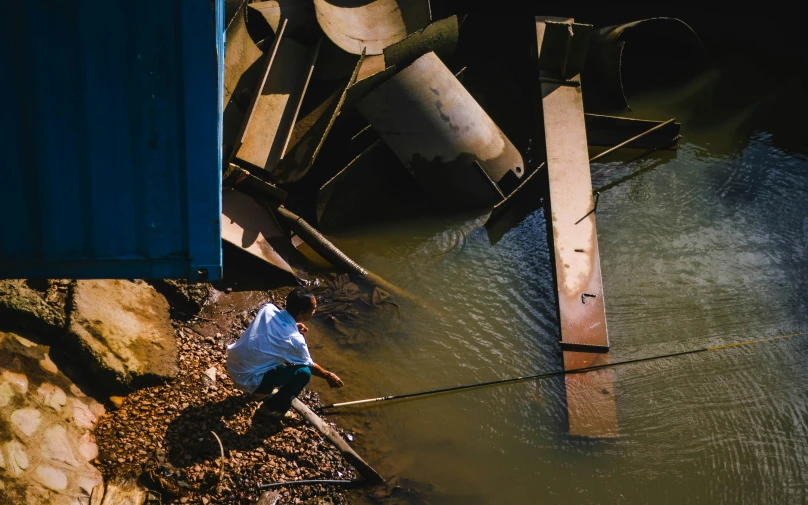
[225,303,314,393]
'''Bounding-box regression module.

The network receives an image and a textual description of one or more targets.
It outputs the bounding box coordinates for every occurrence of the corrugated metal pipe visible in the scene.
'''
[274,205,424,307]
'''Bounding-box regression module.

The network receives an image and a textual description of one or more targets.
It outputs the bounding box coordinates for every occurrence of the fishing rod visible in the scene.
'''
[320,331,806,411]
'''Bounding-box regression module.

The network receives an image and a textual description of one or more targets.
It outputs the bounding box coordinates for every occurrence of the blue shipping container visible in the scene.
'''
[0,0,224,282]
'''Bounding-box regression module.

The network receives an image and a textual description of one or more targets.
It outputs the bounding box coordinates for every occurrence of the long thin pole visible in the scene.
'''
[588,118,677,163]
[320,332,805,410]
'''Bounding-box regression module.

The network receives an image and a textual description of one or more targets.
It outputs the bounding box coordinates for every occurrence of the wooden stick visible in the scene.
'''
[210,431,225,486]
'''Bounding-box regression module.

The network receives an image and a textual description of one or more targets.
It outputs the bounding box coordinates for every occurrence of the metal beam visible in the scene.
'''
[536,16,617,438]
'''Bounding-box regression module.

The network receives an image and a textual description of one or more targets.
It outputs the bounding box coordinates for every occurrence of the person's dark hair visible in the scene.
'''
[285,288,316,318]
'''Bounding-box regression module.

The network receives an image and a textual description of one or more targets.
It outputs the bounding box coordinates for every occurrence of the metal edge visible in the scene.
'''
[183,0,224,281]
[277,36,323,165]
[229,18,288,163]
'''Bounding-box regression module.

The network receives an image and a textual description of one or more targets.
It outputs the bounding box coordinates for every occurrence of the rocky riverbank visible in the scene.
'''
[93,285,359,505]
[0,278,382,505]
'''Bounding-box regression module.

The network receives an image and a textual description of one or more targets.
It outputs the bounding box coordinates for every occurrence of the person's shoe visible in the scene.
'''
[255,405,295,422]
[250,387,279,402]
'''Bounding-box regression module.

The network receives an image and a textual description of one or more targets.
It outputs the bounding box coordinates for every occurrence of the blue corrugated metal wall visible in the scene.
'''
[0,0,224,281]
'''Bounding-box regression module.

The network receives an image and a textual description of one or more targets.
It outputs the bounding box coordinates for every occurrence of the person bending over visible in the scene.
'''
[226,288,343,418]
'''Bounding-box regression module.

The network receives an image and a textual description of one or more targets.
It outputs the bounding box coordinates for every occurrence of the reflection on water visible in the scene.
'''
[301,51,808,504]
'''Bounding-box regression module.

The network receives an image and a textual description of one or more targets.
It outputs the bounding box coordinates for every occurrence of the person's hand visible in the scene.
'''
[325,371,344,388]
[296,322,308,333]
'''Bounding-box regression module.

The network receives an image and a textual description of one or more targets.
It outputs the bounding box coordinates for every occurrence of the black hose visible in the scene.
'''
[259,479,359,490]
[274,205,425,307]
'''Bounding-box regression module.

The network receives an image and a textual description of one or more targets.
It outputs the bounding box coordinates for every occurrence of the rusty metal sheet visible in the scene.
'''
[224,2,260,105]
[543,90,608,350]
[536,16,616,438]
[225,0,245,28]
[483,163,547,246]
[312,36,362,81]
[344,65,470,163]
[538,20,592,80]
[346,32,469,105]
[272,54,364,183]
[383,15,459,69]
[231,21,321,174]
[356,54,387,82]
[221,189,296,276]
[223,2,269,160]
[357,52,524,211]
[313,0,431,55]
[343,57,397,108]
[247,0,318,42]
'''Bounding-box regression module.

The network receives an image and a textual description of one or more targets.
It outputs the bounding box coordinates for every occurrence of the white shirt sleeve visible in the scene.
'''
[285,333,314,366]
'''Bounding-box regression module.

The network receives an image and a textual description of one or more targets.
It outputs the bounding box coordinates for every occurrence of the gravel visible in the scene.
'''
[93,287,358,505]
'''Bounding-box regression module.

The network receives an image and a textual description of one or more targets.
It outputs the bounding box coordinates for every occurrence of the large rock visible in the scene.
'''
[67,280,178,391]
[0,280,65,337]
[146,279,212,316]
[0,332,104,505]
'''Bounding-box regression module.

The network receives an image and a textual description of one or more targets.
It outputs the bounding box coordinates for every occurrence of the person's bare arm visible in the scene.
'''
[310,362,343,388]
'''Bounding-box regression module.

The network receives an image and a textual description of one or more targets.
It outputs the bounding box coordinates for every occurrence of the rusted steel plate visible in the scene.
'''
[223,2,269,160]
[224,2,261,106]
[483,163,546,246]
[342,57,397,109]
[231,22,321,174]
[247,0,318,42]
[383,15,459,69]
[346,65,470,162]
[536,16,617,438]
[221,189,296,276]
[585,113,680,150]
[357,52,524,211]
[313,0,431,55]
[225,0,246,29]
[273,54,364,183]
[356,54,387,82]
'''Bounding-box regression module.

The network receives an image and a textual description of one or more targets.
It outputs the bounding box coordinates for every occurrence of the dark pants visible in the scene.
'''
[254,364,311,413]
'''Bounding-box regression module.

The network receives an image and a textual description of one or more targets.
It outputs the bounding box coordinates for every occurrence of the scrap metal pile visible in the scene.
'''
[220,2,705,281]
[220,0,707,442]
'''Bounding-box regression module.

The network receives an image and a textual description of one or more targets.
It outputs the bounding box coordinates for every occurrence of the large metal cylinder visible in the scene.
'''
[585,17,707,108]
[357,52,525,211]
[313,0,431,55]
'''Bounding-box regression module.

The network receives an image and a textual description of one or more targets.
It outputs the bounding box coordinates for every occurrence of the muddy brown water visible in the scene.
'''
[282,47,808,504]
